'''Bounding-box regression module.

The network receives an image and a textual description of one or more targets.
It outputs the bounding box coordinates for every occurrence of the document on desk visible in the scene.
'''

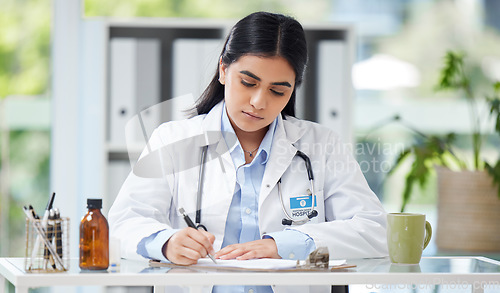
[197,258,347,269]
[150,258,349,271]
[197,258,298,270]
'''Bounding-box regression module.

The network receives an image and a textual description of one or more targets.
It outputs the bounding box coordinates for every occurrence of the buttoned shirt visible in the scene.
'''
[137,104,316,293]
[214,106,315,293]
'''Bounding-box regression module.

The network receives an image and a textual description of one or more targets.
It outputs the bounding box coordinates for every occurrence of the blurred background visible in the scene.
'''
[1,0,500,287]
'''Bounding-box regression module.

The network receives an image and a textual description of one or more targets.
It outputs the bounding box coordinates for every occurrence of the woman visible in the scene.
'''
[109,11,387,293]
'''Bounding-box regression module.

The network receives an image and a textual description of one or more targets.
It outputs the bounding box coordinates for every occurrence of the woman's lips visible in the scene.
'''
[243,111,263,120]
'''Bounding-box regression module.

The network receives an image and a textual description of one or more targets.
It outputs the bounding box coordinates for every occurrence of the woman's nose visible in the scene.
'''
[249,89,266,109]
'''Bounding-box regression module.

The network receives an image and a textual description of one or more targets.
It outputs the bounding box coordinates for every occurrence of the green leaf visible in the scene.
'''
[435,51,467,92]
[400,175,416,213]
[488,97,500,135]
[485,160,500,199]
[393,132,460,212]
[388,148,412,176]
[412,147,432,188]
[494,82,500,93]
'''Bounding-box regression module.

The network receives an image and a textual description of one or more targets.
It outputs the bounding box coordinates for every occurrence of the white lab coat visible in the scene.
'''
[109,101,388,293]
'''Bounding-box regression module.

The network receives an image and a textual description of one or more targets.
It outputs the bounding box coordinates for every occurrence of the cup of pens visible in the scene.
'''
[23,192,70,273]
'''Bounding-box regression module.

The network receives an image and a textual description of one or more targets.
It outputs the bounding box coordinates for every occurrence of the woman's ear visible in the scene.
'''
[218,58,226,85]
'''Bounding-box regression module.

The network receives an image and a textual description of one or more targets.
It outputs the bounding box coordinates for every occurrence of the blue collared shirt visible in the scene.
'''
[137,104,315,293]
[214,106,315,293]
[219,105,274,247]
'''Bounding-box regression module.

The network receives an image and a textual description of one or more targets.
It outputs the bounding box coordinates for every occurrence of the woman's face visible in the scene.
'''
[219,55,296,136]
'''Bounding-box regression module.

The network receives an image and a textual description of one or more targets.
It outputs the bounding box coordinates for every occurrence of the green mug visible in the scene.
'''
[387,213,432,264]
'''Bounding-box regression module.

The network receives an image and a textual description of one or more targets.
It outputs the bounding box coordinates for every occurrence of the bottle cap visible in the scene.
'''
[87,198,102,209]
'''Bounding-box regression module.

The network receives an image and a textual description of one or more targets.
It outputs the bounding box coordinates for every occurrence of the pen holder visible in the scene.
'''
[24,217,70,273]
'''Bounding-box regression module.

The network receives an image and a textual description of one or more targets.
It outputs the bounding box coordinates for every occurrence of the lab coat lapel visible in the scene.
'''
[199,102,236,211]
[200,101,235,174]
[259,115,304,207]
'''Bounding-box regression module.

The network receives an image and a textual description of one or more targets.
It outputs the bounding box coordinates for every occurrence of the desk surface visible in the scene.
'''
[1,256,500,288]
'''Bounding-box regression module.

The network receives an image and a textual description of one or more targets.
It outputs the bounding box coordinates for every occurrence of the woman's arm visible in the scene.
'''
[108,127,177,259]
[108,171,175,259]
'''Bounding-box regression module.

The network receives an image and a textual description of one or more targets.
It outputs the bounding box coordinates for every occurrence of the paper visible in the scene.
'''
[194,258,347,270]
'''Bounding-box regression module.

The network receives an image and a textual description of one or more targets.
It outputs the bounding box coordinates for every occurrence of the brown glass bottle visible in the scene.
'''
[79,198,109,270]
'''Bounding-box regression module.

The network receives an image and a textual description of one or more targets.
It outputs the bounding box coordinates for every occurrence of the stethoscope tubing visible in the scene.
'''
[196,145,208,231]
[195,146,317,229]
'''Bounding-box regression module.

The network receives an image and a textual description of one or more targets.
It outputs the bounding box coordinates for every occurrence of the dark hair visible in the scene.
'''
[193,11,307,117]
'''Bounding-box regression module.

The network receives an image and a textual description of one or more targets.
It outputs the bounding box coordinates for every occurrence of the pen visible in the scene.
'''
[178,207,217,264]
[28,205,39,219]
[26,205,39,269]
[54,208,63,259]
[43,210,56,269]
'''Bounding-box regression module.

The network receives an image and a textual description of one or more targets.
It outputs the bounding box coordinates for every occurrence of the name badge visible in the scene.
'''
[289,195,317,217]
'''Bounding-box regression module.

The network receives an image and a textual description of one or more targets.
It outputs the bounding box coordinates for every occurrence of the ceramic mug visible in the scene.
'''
[387,213,432,264]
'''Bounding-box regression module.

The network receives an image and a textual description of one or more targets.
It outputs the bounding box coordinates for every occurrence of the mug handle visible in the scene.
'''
[423,221,432,249]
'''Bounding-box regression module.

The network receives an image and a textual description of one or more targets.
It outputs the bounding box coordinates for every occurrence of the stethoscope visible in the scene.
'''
[278,150,318,225]
[194,145,318,229]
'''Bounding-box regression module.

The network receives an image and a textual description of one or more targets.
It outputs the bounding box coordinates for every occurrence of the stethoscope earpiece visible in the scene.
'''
[282,218,293,226]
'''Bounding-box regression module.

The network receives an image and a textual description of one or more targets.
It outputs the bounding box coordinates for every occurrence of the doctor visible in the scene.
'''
[109,11,387,293]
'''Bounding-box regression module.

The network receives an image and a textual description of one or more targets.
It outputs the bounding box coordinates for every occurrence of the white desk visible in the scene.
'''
[1,256,500,293]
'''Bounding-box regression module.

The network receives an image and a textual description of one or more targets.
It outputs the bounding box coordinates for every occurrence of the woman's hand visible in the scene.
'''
[163,227,216,265]
[214,238,280,260]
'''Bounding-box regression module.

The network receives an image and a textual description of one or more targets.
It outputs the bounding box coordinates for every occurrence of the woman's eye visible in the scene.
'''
[271,89,285,96]
[241,80,255,87]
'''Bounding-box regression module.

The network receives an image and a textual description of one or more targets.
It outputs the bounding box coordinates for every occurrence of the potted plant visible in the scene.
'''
[389,50,500,251]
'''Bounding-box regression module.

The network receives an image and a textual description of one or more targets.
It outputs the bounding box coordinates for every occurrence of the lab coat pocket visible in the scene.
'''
[284,189,324,224]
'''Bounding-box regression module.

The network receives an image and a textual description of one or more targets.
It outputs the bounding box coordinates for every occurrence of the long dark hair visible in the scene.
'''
[193,11,307,117]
